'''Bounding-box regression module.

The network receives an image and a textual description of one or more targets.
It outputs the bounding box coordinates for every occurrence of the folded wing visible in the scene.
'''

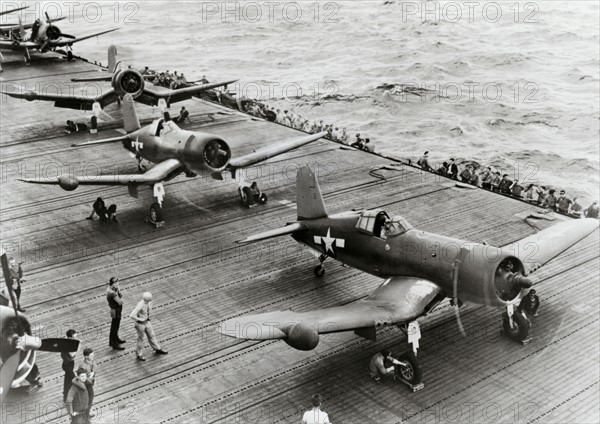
[50,28,119,48]
[139,79,239,105]
[506,218,598,274]
[228,131,327,170]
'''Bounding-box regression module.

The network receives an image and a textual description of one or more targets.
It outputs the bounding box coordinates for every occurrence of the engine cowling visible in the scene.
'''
[283,323,320,351]
[451,244,532,307]
[180,135,232,174]
[112,69,145,99]
[46,25,62,40]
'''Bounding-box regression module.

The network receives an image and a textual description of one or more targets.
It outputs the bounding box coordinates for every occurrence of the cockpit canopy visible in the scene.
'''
[150,118,179,137]
[355,209,413,239]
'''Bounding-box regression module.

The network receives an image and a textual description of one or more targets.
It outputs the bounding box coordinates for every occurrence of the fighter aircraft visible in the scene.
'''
[1,45,237,115]
[18,95,327,222]
[0,12,117,63]
[0,251,79,399]
[219,166,598,381]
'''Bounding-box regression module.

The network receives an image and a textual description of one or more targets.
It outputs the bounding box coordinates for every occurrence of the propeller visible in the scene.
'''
[0,250,24,398]
[45,12,75,40]
[0,251,79,399]
[451,249,467,338]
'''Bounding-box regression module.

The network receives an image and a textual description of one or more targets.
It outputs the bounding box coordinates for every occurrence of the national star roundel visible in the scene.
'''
[313,228,345,257]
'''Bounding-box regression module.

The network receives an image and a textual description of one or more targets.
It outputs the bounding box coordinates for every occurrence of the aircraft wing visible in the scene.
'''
[218,277,441,342]
[0,17,66,30]
[0,88,118,110]
[228,131,327,169]
[19,158,184,187]
[505,218,598,275]
[138,79,239,105]
[50,28,118,48]
[0,39,38,49]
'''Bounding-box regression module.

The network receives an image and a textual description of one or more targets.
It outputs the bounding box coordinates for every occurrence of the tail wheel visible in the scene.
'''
[396,351,423,385]
[502,311,530,342]
[149,203,164,223]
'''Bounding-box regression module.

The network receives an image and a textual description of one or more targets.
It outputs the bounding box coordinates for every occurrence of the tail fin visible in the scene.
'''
[107,45,117,72]
[296,166,327,220]
[122,94,140,133]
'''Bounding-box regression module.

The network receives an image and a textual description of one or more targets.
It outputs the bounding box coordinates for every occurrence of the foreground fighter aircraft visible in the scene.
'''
[0,12,117,63]
[0,251,79,398]
[1,45,236,113]
[220,167,598,378]
[19,95,327,222]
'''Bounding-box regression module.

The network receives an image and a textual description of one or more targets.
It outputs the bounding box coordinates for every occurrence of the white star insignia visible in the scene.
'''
[132,139,144,153]
[314,228,345,255]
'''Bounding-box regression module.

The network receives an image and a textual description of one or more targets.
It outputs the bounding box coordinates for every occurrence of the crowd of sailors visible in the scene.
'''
[139,66,209,90]
[416,151,599,219]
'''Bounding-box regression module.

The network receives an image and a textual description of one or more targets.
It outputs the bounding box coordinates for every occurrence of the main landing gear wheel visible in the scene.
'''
[67,51,73,61]
[314,265,325,277]
[502,311,531,343]
[145,202,165,228]
[395,351,423,386]
[314,254,327,277]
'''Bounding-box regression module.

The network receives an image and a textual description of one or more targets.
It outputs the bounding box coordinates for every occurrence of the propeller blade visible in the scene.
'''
[39,338,79,353]
[62,33,76,39]
[452,250,467,338]
[17,16,25,40]
[0,251,22,336]
[45,12,51,22]
[0,352,21,398]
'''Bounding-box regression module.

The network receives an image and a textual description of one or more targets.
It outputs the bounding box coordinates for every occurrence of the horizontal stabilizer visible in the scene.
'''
[237,223,305,244]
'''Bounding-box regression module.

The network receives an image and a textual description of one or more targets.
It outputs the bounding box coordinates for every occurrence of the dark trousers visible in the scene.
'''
[14,283,21,308]
[25,364,40,385]
[85,382,94,412]
[62,361,75,401]
[109,310,122,346]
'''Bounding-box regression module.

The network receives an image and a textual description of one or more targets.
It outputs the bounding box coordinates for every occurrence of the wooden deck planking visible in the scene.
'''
[0,58,598,424]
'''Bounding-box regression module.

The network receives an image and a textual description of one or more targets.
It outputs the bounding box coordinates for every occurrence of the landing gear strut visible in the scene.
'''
[314,254,327,277]
[502,304,532,345]
[145,183,166,228]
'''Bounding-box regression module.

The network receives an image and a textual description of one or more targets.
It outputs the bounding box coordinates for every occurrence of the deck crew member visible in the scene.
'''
[77,348,96,416]
[66,368,90,424]
[107,277,125,350]
[130,292,168,361]
[62,329,79,402]
[8,257,25,312]
[584,201,599,219]
[556,190,573,214]
[302,394,331,424]
[369,348,402,382]
[518,289,540,318]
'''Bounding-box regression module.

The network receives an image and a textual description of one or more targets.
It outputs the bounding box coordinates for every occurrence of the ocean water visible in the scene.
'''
[8,1,600,204]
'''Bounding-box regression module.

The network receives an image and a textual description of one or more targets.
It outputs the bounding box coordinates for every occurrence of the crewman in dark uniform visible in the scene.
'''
[107,277,125,350]
[518,289,540,318]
